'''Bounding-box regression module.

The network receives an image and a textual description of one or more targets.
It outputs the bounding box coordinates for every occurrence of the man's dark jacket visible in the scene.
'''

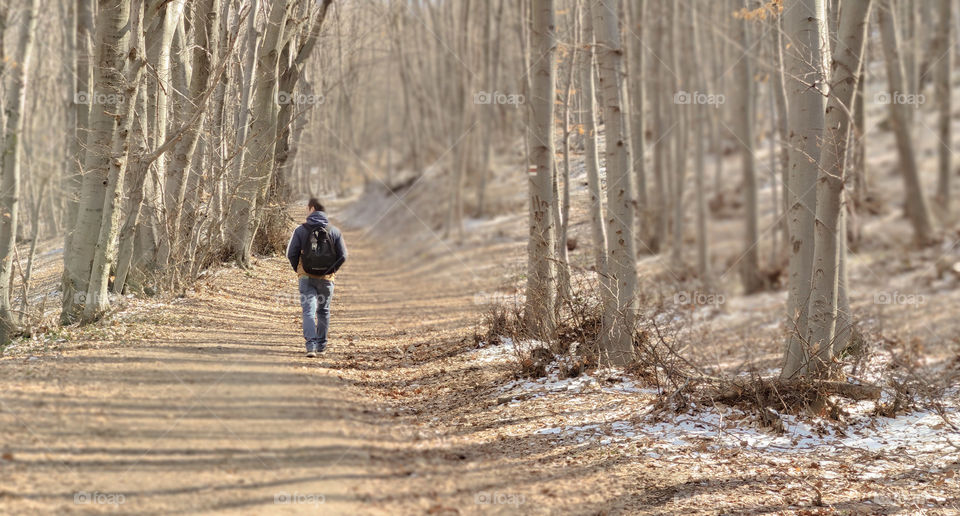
[286,211,347,279]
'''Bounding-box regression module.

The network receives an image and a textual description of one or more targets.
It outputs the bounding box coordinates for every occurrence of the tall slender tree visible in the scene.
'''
[806,0,873,376]
[525,0,558,337]
[781,0,830,379]
[933,0,953,215]
[593,0,638,365]
[733,2,763,294]
[877,0,935,244]
[0,0,39,343]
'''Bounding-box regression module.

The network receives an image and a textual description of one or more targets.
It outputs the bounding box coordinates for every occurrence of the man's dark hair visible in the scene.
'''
[308,198,325,212]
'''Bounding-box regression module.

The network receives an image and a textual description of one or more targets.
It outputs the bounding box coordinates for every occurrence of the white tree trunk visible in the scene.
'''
[806,0,872,376]
[231,0,289,266]
[877,0,935,244]
[629,0,648,246]
[82,0,147,322]
[580,1,612,349]
[0,0,39,342]
[781,0,830,379]
[691,6,709,279]
[593,0,637,366]
[524,0,558,338]
[160,0,221,265]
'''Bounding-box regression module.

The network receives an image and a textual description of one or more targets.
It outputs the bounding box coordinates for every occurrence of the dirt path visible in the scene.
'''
[0,228,483,515]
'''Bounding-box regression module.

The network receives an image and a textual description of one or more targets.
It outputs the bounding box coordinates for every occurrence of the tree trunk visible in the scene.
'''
[557,9,578,305]
[850,58,867,248]
[82,0,147,322]
[772,12,791,256]
[781,0,830,379]
[64,0,95,257]
[669,0,687,266]
[579,4,611,327]
[231,0,289,266]
[733,2,762,294]
[806,0,872,377]
[524,0,558,338]
[934,0,953,215]
[0,0,39,343]
[877,0,935,244]
[593,0,637,366]
[629,0,647,248]
[161,0,221,266]
[692,7,709,280]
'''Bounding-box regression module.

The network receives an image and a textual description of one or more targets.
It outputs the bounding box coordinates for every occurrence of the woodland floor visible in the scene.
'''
[2,217,683,516]
[3,77,960,514]
[0,208,956,515]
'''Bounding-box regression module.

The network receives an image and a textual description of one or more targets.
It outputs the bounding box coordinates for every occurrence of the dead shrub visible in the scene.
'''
[253,204,294,256]
[519,347,554,379]
[476,304,520,347]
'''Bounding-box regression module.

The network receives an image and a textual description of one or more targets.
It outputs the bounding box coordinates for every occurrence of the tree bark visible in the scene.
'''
[593,0,638,366]
[82,0,147,322]
[781,0,830,379]
[0,0,39,343]
[231,0,289,266]
[580,4,611,313]
[934,0,953,215]
[524,0,558,338]
[877,0,935,244]
[733,2,762,294]
[806,0,872,377]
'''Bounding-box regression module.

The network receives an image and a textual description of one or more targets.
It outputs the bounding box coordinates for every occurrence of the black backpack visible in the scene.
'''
[301,224,338,276]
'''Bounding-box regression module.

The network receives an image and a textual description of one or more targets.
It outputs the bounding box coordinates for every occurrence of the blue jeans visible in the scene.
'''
[299,277,334,352]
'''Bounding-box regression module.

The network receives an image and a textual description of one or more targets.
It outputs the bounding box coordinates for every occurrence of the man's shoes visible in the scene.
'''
[305,351,317,358]
[316,344,327,353]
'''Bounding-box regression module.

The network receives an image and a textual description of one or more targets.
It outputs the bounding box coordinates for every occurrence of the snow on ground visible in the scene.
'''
[471,339,960,472]
[469,337,544,364]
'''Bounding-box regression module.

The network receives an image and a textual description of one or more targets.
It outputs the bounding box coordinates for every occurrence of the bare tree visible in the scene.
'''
[877,0,935,244]
[733,2,763,294]
[933,0,953,215]
[806,0,873,376]
[781,0,830,379]
[230,0,290,266]
[593,0,637,365]
[82,0,148,322]
[0,0,39,342]
[525,0,558,337]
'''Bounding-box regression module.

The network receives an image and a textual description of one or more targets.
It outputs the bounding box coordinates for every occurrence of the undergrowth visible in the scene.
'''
[475,275,958,430]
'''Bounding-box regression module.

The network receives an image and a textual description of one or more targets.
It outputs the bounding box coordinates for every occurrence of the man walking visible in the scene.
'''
[286,199,347,357]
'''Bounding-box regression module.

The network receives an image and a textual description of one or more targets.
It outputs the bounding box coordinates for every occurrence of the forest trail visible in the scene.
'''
[0,226,482,515]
